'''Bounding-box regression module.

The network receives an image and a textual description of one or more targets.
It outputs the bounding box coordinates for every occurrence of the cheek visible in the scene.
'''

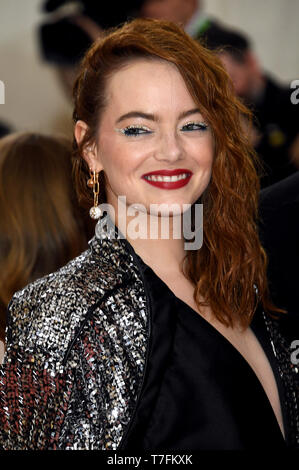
[99,136,127,176]
[103,137,153,171]
[234,72,249,94]
[191,137,214,167]
[100,140,146,183]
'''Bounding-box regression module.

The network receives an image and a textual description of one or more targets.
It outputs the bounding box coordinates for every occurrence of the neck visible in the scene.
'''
[128,231,186,276]
[111,207,187,275]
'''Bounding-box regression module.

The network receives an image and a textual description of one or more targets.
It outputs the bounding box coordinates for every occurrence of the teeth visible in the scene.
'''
[145,173,189,182]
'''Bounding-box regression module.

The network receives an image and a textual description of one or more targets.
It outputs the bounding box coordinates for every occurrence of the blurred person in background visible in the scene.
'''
[38,0,148,99]
[139,0,212,36]
[38,0,215,99]
[0,121,12,139]
[259,171,299,317]
[0,132,92,362]
[258,172,299,383]
[201,24,299,188]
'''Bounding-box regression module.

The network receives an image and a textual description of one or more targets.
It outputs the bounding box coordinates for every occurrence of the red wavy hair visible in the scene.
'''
[72,18,284,329]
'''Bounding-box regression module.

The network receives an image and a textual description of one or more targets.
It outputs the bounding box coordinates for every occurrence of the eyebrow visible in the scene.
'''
[115,108,202,124]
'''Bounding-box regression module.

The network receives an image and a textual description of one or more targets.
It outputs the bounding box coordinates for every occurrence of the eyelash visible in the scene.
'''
[182,121,209,132]
[116,125,152,137]
[116,121,209,137]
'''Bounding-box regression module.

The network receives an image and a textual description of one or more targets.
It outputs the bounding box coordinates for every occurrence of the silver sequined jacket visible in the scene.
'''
[0,215,298,450]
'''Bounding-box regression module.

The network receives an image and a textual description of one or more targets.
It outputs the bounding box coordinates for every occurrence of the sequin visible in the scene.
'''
[0,214,298,449]
[0,215,148,449]
[262,311,299,447]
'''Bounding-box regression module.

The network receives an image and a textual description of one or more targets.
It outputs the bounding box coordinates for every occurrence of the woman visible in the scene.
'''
[0,133,91,362]
[0,19,298,450]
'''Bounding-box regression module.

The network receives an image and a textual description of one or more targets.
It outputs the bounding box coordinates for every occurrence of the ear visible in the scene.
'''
[74,120,103,172]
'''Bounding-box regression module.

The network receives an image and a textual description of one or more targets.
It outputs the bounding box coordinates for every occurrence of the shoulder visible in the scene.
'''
[259,172,299,210]
[6,243,106,359]
[5,226,143,363]
[259,173,299,247]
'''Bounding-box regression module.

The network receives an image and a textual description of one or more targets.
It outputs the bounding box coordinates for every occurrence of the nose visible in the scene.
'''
[154,130,183,162]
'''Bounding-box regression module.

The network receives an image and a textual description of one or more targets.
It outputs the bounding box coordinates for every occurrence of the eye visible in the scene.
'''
[116,125,152,137]
[181,121,209,132]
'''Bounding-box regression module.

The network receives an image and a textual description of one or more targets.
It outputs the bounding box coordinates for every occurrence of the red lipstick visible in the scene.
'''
[142,169,192,190]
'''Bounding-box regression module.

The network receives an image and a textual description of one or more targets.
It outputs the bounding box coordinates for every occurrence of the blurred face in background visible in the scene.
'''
[140,0,199,25]
[218,51,260,100]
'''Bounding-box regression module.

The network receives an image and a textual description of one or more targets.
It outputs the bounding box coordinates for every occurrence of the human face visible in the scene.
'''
[86,59,214,217]
[141,0,198,25]
[218,52,252,99]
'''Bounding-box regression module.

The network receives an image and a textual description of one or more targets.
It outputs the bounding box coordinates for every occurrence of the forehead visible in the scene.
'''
[104,58,196,111]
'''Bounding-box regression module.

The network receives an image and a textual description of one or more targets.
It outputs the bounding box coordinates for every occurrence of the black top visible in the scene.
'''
[259,171,299,315]
[253,76,299,188]
[122,256,287,450]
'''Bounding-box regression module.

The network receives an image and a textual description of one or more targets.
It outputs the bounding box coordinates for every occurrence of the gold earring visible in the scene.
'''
[87,169,102,219]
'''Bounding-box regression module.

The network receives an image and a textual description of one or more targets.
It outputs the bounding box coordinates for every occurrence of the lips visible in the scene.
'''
[142,169,193,190]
